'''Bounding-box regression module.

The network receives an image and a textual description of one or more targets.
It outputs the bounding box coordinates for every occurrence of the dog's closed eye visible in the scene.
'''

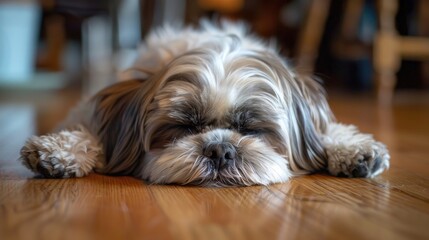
[237,128,263,136]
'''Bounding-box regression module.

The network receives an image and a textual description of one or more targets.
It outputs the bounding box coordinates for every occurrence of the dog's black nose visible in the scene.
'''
[203,142,236,171]
[351,164,369,177]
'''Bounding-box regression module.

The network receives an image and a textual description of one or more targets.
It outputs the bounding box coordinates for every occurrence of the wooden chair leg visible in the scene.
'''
[373,0,400,105]
[296,0,331,74]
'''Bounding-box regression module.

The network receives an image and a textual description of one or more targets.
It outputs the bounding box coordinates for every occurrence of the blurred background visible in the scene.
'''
[0,0,428,156]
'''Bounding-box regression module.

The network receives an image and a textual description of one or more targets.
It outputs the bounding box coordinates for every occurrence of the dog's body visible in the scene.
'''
[20,21,390,186]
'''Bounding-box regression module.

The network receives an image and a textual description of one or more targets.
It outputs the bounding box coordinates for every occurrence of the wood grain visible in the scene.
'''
[1,90,429,240]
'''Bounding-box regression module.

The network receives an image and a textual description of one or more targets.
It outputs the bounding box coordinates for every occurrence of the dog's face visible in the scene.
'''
[94,30,330,186]
[138,47,297,186]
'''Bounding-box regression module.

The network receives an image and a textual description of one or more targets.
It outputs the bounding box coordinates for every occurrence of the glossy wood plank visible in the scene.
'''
[1,90,429,240]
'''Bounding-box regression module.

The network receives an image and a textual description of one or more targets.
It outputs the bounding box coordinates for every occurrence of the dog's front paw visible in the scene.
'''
[20,135,77,178]
[326,141,390,178]
[20,133,90,178]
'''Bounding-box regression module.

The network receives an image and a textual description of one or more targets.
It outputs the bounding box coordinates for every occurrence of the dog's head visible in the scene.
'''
[92,23,332,186]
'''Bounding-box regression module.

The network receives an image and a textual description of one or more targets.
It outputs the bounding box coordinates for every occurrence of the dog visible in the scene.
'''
[20,20,390,186]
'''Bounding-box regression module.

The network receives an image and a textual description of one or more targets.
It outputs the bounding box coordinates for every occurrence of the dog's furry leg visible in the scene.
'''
[20,125,103,178]
[322,123,390,178]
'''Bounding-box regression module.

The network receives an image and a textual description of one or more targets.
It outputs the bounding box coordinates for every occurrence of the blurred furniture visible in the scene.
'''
[330,0,369,60]
[0,2,40,82]
[198,0,244,13]
[295,0,331,74]
[296,0,366,73]
[296,0,429,105]
[82,0,189,96]
[374,0,429,105]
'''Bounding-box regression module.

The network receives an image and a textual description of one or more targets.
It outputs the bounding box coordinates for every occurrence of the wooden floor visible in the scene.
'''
[1,88,429,240]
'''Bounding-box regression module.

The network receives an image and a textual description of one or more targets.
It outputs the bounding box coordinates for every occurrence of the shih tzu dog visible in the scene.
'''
[20,20,390,186]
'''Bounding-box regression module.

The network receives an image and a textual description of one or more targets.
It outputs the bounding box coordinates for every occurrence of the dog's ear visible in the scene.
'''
[90,77,159,175]
[262,53,333,173]
[286,74,333,173]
